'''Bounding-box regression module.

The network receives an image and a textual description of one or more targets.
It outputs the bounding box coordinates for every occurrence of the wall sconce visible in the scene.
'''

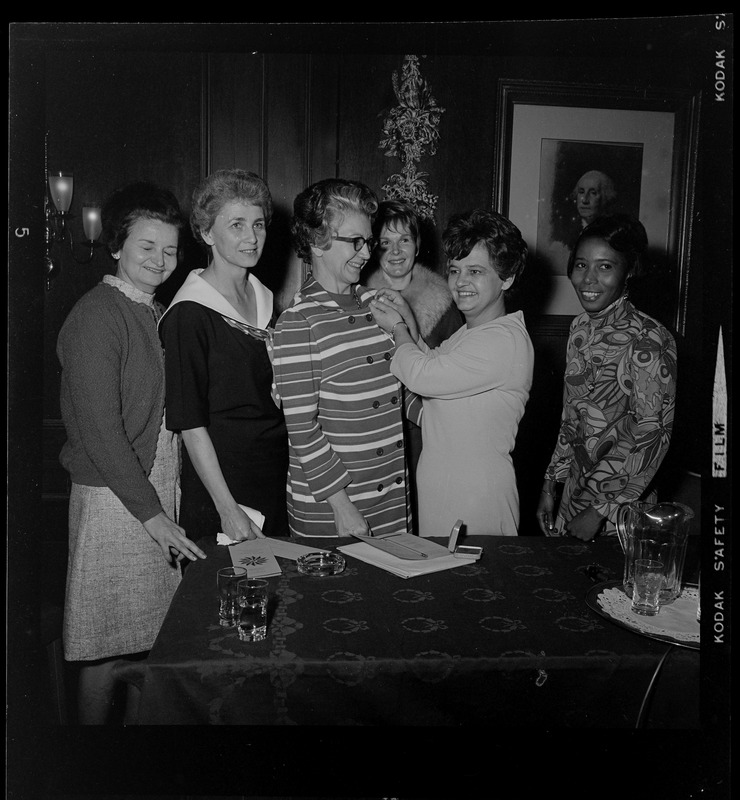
[44,134,103,290]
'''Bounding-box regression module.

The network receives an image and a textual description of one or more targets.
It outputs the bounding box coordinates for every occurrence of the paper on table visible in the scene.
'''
[338,541,467,579]
[228,537,281,578]
[217,532,330,562]
[264,538,330,561]
[349,532,450,561]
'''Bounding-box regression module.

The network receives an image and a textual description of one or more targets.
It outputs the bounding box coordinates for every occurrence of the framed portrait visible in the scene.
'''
[493,79,701,328]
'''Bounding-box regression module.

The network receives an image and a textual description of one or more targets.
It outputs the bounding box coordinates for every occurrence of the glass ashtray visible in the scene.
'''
[296,551,346,576]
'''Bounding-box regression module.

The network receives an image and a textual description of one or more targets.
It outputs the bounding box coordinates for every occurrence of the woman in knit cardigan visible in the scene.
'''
[57,182,206,724]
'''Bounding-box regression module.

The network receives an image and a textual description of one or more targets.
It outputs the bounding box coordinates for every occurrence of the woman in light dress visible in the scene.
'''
[370,209,533,537]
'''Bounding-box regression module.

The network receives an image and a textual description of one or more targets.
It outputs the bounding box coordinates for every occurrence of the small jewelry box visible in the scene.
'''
[448,519,482,560]
[453,545,483,560]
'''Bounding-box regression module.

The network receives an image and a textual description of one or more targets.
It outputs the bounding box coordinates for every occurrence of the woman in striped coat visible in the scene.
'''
[272,179,410,539]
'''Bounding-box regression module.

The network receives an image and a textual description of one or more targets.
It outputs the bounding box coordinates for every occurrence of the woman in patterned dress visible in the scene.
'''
[58,182,206,724]
[536,214,677,541]
[272,179,410,539]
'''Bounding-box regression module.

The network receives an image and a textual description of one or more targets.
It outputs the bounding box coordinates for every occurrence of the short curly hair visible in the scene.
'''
[442,209,528,292]
[566,214,648,278]
[190,169,273,247]
[372,199,420,243]
[102,181,186,257]
[291,178,379,263]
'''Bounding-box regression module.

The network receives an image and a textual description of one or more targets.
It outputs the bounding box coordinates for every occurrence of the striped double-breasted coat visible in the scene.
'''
[272,275,410,538]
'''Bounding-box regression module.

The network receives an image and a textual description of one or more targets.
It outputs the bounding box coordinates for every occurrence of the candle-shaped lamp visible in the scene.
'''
[48,171,74,214]
[82,206,102,242]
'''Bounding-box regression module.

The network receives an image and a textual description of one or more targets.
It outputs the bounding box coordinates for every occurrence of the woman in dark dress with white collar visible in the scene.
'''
[159,169,289,542]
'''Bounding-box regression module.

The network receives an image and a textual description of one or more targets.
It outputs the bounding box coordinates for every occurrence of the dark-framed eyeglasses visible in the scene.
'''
[333,235,378,253]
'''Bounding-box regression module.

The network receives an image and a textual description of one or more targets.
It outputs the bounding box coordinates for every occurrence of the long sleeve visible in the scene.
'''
[272,308,351,501]
[545,334,579,484]
[391,317,527,400]
[588,322,677,522]
[57,294,163,523]
[549,303,677,528]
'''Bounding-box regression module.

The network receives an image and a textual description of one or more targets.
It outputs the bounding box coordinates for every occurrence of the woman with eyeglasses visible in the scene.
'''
[272,178,410,538]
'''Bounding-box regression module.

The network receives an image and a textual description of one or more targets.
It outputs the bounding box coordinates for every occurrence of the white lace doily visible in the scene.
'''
[596,585,700,644]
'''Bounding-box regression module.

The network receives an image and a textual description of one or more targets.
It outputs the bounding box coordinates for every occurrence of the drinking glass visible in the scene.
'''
[216,566,248,627]
[631,559,665,617]
[236,578,269,642]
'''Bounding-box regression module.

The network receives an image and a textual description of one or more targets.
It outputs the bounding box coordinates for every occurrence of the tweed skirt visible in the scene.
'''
[63,419,182,661]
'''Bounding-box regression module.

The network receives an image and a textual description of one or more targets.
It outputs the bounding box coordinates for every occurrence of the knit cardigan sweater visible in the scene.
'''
[57,278,167,523]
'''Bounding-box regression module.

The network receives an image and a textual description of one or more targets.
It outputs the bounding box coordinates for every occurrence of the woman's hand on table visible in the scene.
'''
[144,511,208,563]
[563,506,604,541]
[219,503,265,541]
[326,490,370,538]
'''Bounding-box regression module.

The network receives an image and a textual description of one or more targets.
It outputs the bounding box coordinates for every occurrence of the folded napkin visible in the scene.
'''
[216,504,266,545]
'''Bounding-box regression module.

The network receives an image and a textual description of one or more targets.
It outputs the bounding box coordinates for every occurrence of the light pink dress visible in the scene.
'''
[391,311,533,537]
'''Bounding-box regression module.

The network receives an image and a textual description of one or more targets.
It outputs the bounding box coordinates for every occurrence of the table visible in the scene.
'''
[114,535,700,727]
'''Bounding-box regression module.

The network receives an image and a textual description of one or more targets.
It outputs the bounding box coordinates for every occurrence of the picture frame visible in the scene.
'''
[493,79,701,330]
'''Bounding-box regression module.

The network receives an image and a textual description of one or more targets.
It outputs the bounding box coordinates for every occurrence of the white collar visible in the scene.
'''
[159,268,273,329]
[103,274,156,306]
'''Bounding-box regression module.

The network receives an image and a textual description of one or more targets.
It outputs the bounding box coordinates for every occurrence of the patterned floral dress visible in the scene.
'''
[545,295,677,534]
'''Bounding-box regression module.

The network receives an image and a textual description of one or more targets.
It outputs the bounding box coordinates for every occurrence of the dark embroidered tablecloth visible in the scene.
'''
[115,535,699,726]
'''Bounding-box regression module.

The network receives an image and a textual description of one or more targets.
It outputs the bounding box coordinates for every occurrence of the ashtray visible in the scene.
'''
[296,551,346,576]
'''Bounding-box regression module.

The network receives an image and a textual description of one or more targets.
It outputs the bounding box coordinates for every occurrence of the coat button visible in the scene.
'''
[366,314,373,322]
[372,401,380,408]
[396,440,403,448]
[391,396,398,404]
[348,316,356,324]
[366,356,374,364]
[384,352,391,360]
[376,448,384,455]
[395,477,402,484]
[377,484,384,492]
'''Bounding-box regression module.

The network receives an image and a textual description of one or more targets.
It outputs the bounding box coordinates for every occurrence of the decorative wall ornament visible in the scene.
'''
[379,55,445,221]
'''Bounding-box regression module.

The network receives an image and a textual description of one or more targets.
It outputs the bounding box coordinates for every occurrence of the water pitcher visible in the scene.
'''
[616,501,694,605]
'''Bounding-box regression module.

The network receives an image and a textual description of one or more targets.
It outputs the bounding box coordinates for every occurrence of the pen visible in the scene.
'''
[387,539,428,559]
[362,531,428,559]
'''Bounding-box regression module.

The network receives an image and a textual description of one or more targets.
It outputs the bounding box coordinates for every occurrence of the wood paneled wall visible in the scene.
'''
[35,33,711,533]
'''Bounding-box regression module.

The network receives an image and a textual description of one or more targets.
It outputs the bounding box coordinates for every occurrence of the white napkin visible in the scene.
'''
[216,504,266,545]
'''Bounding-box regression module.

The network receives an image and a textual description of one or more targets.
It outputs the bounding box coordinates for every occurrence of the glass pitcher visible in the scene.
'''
[616,501,694,605]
